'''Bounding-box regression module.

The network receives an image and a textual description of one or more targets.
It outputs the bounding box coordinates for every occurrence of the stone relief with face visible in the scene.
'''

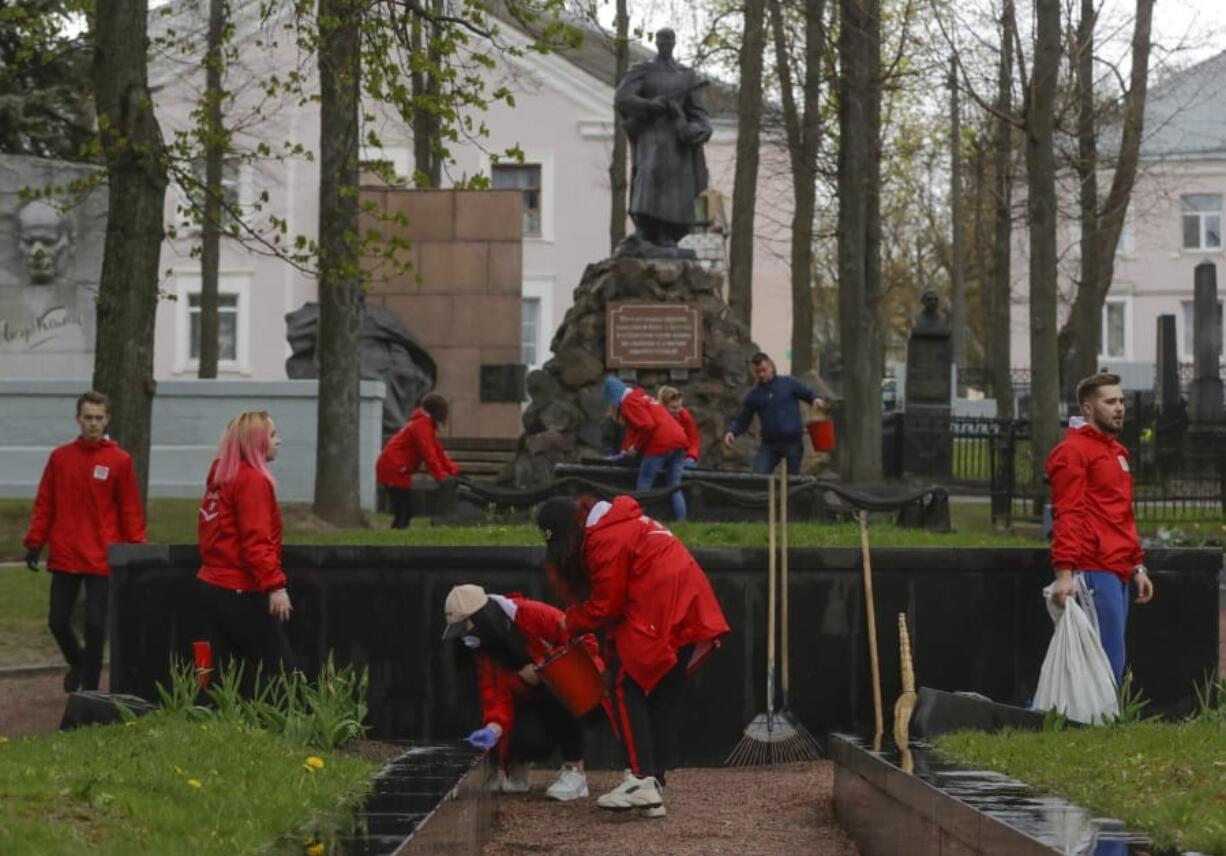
[18,199,75,286]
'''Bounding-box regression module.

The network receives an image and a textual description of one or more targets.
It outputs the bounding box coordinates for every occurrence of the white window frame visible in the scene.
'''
[521,275,555,372]
[173,270,252,375]
[478,150,555,243]
[1099,296,1132,360]
[173,161,251,238]
[358,144,411,185]
[1180,193,1222,252]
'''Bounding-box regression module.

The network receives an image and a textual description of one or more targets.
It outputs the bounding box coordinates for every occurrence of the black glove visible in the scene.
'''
[25,548,40,571]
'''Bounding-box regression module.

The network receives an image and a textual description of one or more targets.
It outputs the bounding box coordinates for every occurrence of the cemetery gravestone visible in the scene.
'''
[1189,261,1224,421]
[904,290,953,478]
[1155,314,1180,413]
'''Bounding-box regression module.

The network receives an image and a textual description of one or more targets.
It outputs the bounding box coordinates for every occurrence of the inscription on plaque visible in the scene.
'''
[905,337,952,405]
[606,301,702,369]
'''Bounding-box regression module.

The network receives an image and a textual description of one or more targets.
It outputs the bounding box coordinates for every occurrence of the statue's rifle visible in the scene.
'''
[622,77,710,136]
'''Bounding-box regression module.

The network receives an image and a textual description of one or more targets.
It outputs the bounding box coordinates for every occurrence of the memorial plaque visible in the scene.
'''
[606,301,702,368]
[479,364,527,402]
[905,336,952,406]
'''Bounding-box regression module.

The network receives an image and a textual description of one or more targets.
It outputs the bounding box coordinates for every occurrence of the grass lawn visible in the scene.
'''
[937,721,1226,853]
[0,712,376,856]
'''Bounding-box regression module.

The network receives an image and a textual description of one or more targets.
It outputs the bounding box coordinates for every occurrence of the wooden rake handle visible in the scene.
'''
[859,510,884,747]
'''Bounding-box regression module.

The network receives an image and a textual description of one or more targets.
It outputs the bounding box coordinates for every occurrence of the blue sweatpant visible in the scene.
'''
[1076,571,1130,686]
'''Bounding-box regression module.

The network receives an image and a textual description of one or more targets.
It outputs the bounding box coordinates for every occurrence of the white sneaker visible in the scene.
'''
[639,804,667,818]
[502,763,530,794]
[545,764,589,801]
[596,771,663,811]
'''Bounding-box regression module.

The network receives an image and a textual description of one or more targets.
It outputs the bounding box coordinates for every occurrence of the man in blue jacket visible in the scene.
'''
[723,353,824,474]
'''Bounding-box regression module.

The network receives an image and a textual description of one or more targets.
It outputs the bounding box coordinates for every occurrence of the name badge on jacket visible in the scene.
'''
[93,465,110,481]
[1117,455,1129,473]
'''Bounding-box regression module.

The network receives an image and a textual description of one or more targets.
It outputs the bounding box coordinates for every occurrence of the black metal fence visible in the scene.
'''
[884,399,1226,525]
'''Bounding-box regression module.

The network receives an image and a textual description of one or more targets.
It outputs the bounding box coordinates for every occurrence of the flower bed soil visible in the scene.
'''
[483,762,859,856]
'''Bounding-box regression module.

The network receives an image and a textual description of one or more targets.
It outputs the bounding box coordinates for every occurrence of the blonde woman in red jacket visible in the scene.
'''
[376,392,460,529]
[657,385,700,467]
[539,494,729,819]
[196,410,292,693]
[24,390,146,692]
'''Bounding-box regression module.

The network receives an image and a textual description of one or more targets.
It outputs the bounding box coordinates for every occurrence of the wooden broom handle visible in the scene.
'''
[780,458,789,700]
[859,510,884,745]
[767,469,777,714]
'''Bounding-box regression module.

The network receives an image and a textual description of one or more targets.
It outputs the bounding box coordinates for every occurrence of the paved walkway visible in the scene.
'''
[482,764,859,856]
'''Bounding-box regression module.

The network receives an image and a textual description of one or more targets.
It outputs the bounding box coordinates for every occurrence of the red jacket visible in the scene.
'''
[619,388,687,458]
[24,437,146,576]
[475,595,602,761]
[566,496,730,693]
[376,408,460,488]
[197,460,286,593]
[674,406,700,460]
[1046,422,1144,582]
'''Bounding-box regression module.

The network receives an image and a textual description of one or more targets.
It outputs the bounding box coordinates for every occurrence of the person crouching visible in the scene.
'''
[443,584,591,801]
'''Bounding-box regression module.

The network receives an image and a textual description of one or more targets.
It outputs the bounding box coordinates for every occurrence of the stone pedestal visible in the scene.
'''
[903,331,953,478]
[1189,261,1224,421]
[508,257,759,487]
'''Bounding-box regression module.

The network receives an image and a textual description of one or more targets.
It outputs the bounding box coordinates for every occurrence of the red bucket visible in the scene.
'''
[807,419,835,452]
[535,638,606,717]
[193,640,213,689]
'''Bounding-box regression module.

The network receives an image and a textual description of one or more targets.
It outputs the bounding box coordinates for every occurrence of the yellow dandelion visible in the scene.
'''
[0,736,9,744]
[303,756,325,772]
[305,843,326,856]
[187,779,203,789]
[174,766,186,775]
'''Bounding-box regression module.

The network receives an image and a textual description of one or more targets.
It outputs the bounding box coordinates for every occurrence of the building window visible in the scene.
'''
[1181,194,1221,251]
[1101,300,1127,358]
[521,297,541,368]
[188,293,239,362]
[1181,299,1224,359]
[492,164,542,238]
[186,160,242,231]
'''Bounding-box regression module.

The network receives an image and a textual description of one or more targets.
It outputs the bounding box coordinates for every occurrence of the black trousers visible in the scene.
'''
[508,689,585,765]
[388,487,413,529]
[48,571,109,690]
[609,644,692,787]
[195,579,294,696]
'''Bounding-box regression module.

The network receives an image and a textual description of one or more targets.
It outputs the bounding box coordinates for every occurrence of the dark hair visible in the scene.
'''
[76,390,110,415]
[750,352,772,366]
[537,495,598,604]
[420,392,449,425]
[1076,373,1122,406]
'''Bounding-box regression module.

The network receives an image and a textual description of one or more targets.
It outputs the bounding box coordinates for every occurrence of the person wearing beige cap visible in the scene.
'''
[443,583,598,800]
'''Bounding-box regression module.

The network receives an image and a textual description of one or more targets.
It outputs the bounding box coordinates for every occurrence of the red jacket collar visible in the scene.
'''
[74,437,114,451]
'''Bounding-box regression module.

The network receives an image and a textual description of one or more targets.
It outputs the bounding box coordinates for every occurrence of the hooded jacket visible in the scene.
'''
[376,408,460,488]
[1046,421,1144,582]
[566,496,730,693]
[197,460,286,593]
[673,406,700,461]
[618,388,687,458]
[24,437,146,575]
[473,594,602,763]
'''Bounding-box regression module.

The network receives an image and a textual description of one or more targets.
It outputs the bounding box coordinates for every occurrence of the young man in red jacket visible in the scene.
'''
[603,376,688,520]
[376,393,460,529]
[24,391,146,692]
[1047,373,1155,685]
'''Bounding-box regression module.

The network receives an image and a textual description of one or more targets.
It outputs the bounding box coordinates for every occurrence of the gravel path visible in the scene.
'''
[482,762,859,856]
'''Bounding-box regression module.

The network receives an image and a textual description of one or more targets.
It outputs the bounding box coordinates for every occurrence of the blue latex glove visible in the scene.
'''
[465,726,499,750]
[604,452,627,463]
[684,458,698,469]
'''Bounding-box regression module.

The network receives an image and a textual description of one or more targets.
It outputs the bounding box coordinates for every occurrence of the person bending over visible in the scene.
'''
[376,392,460,529]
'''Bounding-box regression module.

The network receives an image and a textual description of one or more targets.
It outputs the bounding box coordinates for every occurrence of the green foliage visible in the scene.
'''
[0,712,376,856]
[937,718,1226,853]
[1115,669,1153,725]
[155,653,370,750]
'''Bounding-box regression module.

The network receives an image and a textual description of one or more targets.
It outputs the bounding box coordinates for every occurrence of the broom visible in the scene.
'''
[894,612,918,773]
[726,459,822,765]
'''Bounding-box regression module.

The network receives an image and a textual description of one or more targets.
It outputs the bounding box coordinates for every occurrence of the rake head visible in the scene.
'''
[724,710,823,766]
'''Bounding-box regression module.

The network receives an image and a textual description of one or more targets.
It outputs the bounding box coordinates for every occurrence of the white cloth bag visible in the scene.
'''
[1032,582,1119,725]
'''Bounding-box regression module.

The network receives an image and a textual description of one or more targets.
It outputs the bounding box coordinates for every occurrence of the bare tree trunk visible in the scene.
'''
[1024,0,1062,495]
[769,0,826,375]
[972,136,988,369]
[609,0,629,252]
[1059,0,1154,385]
[315,0,364,525]
[92,0,168,501]
[728,0,767,329]
[198,0,226,379]
[948,58,967,383]
[837,0,882,481]
[410,1,442,187]
[990,0,1015,418]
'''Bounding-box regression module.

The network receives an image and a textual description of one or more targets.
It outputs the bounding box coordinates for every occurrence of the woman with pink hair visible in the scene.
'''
[196,410,292,693]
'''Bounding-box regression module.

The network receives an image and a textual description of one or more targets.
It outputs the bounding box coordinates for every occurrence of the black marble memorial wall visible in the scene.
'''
[109,544,1220,766]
